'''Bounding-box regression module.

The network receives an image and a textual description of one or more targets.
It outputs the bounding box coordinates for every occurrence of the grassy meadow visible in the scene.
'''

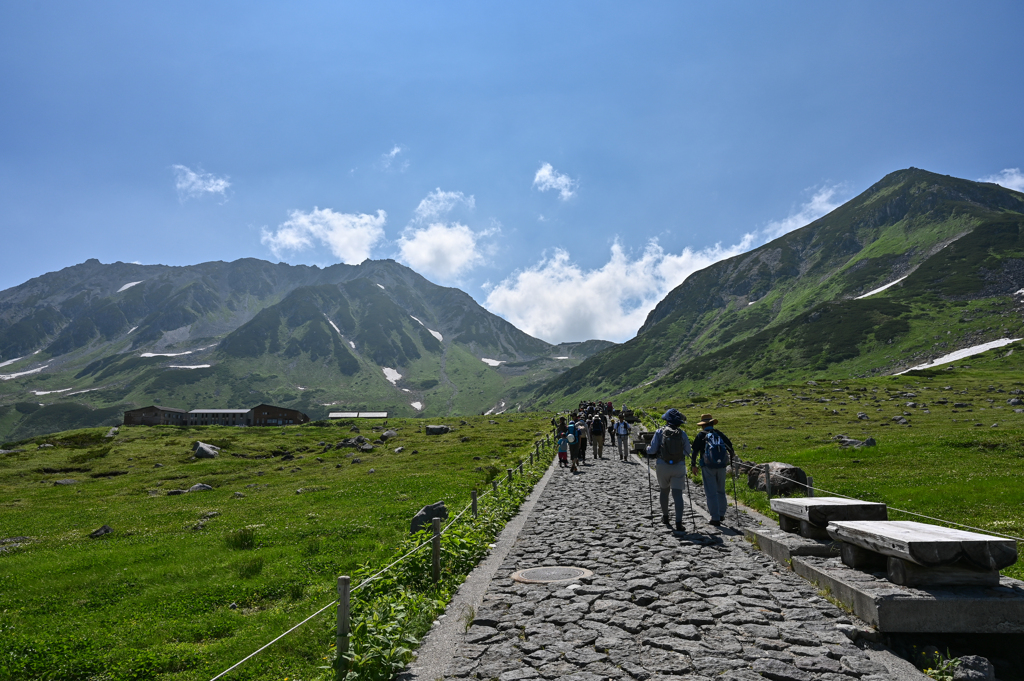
[0,414,551,681]
[633,365,1024,580]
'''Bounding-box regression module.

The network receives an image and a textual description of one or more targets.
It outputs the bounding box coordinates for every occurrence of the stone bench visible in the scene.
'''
[770,497,887,540]
[827,520,1018,587]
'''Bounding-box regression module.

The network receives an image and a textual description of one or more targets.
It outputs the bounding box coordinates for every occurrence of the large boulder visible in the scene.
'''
[89,525,113,539]
[381,429,398,441]
[411,501,449,534]
[188,483,214,493]
[193,442,220,459]
[425,425,452,435]
[746,462,808,495]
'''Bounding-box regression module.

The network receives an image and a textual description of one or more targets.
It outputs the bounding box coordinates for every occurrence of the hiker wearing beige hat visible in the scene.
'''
[690,413,735,526]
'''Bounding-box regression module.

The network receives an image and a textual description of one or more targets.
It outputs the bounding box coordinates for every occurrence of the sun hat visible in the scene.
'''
[661,408,685,426]
[697,413,718,427]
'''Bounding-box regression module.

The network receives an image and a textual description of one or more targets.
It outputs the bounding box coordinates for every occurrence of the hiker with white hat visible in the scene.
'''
[646,409,692,531]
[690,413,735,527]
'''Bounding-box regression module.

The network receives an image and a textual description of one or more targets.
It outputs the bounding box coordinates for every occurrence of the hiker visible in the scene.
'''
[646,409,692,531]
[590,414,605,458]
[567,420,582,472]
[607,413,616,447]
[555,416,568,438]
[614,416,631,461]
[575,416,590,461]
[557,432,569,468]
[690,413,735,527]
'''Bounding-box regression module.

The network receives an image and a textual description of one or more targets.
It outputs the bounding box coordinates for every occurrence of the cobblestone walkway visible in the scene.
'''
[444,454,904,681]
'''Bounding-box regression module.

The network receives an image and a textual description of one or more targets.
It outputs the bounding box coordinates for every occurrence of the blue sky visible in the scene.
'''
[2,2,1022,343]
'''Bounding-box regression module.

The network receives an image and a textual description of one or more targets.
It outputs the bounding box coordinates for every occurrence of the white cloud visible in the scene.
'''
[485,184,846,344]
[533,163,577,200]
[261,207,387,265]
[398,222,485,279]
[172,165,230,200]
[413,188,475,223]
[978,168,1024,192]
[761,185,845,241]
[378,144,409,172]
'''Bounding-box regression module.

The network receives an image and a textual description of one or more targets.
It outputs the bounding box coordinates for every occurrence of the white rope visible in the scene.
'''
[206,447,548,680]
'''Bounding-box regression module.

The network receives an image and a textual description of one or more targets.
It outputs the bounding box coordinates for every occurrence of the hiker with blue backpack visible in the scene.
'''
[690,413,735,527]
[646,409,692,531]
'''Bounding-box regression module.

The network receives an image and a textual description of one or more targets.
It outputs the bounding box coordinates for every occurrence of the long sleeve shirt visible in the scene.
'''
[691,428,735,467]
[645,426,692,459]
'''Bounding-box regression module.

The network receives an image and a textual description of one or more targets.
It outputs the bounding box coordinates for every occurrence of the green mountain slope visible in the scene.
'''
[530,168,1024,407]
[0,259,613,440]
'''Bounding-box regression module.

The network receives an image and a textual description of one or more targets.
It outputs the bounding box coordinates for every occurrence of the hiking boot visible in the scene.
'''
[661,514,670,526]
[710,520,721,527]
[675,521,684,532]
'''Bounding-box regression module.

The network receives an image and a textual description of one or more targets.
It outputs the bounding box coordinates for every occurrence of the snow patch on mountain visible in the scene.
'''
[856,276,907,299]
[410,401,423,410]
[117,281,144,293]
[168,364,211,369]
[0,356,25,369]
[896,338,1022,374]
[31,388,72,395]
[1,365,49,380]
[481,358,504,367]
[382,367,402,384]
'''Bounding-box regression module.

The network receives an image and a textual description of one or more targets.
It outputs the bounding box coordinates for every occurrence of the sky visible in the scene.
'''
[2,2,1023,344]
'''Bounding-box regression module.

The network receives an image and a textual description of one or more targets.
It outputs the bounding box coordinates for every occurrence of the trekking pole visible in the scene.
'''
[730,453,739,523]
[645,448,654,524]
[683,465,697,534]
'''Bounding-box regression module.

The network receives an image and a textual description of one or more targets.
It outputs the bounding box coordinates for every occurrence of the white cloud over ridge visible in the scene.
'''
[485,185,845,344]
[398,222,485,279]
[173,165,230,200]
[978,168,1024,192]
[533,163,577,200]
[379,145,409,172]
[261,207,387,265]
[414,188,475,223]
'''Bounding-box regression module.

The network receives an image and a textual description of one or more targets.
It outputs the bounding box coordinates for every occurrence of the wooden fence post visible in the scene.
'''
[492,480,498,495]
[506,468,513,487]
[518,461,523,476]
[807,475,814,498]
[471,489,478,518]
[335,575,350,675]
[766,470,772,501]
[431,517,441,583]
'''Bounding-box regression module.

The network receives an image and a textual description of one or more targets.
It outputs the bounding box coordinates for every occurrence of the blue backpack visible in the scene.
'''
[703,430,729,469]
[566,422,577,443]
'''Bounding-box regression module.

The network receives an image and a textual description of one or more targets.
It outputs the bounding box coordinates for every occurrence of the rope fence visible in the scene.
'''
[207,431,557,681]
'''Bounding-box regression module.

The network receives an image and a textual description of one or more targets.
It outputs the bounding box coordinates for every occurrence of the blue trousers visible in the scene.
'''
[701,466,729,520]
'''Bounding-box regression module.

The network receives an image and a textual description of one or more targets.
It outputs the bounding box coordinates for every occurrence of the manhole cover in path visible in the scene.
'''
[510,566,593,584]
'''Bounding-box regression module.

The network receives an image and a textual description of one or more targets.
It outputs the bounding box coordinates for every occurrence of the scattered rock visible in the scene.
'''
[1009,398,1024,406]
[425,425,452,435]
[905,402,918,408]
[954,402,969,408]
[891,415,909,425]
[193,442,220,459]
[460,436,470,442]
[316,457,324,462]
[488,420,498,425]
[38,443,53,449]
[381,429,398,440]
[747,462,808,495]
[954,654,995,681]
[166,489,187,495]
[188,483,214,492]
[349,426,360,432]
[359,443,374,452]
[202,511,220,519]
[233,492,246,498]
[53,479,78,486]
[394,446,404,453]
[153,463,163,468]
[229,602,238,610]
[105,427,119,438]
[89,525,113,539]
[460,420,468,426]
[368,468,376,474]
[352,458,361,464]
[856,412,869,420]
[411,500,449,534]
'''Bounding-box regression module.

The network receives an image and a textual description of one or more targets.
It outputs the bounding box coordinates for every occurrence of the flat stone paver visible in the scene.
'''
[443,453,904,681]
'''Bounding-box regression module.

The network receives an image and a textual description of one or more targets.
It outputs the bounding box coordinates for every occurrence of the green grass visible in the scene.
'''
[0,414,551,681]
[632,368,1024,581]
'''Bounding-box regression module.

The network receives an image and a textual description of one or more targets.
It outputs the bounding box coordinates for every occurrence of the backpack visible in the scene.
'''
[703,430,729,469]
[566,422,577,443]
[660,426,686,464]
[590,419,604,435]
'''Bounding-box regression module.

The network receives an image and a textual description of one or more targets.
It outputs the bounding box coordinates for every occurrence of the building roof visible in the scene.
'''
[329,412,359,418]
[125,405,187,414]
[188,409,251,414]
[154,406,187,413]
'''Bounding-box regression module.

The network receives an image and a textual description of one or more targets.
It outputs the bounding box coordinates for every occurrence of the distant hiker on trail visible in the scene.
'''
[576,417,590,461]
[557,433,569,468]
[691,413,735,527]
[646,409,692,531]
[590,415,605,459]
[567,420,582,472]
[556,416,568,438]
[614,416,631,461]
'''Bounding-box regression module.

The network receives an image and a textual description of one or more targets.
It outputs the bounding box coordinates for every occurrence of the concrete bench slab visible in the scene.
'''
[827,520,1017,587]
[771,496,887,539]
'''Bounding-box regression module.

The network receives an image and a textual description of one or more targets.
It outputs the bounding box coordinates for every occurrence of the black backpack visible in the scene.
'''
[660,426,687,464]
[590,419,604,435]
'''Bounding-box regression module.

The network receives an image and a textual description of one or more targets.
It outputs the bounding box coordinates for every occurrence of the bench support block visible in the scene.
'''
[887,556,1000,588]
[841,542,887,571]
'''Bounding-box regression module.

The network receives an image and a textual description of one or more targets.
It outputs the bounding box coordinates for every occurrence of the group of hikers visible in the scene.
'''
[554,403,735,533]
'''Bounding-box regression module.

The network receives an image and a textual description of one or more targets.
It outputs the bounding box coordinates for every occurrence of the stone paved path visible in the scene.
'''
[443,453,908,681]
